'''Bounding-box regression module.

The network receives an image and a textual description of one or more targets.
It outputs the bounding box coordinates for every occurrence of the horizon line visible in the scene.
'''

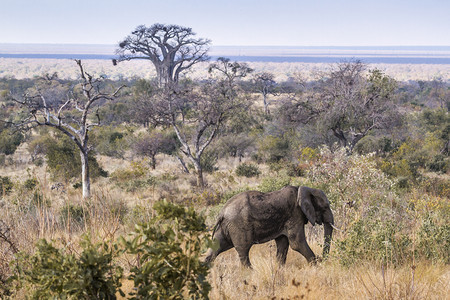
[1,43,450,48]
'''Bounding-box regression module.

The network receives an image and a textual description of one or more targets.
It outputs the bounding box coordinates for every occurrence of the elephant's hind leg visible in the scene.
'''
[275,235,289,265]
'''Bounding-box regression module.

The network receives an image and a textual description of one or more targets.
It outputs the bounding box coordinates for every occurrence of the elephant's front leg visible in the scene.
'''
[288,227,316,263]
[275,235,289,265]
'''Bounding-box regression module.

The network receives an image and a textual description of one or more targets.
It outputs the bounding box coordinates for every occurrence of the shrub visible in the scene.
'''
[45,136,107,182]
[0,176,13,195]
[235,163,261,177]
[257,174,291,193]
[416,213,450,263]
[427,154,448,173]
[12,236,123,299]
[90,125,129,158]
[0,128,24,155]
[335,216,412,266]
[120,200,211,299]
[110,161,157,192]
[23,178,38,191]
[307,147,398,223]
[59,204,86,226]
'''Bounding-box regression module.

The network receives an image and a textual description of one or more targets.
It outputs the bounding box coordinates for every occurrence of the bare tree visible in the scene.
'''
[114,23,210,87]
[253,72,277,115]
[280,60,399,153]
[145,58,252,188]
[12,60,124,198]
[133,130,177,169]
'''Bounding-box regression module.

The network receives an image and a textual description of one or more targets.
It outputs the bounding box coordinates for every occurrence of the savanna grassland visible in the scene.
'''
[0,55,449,299]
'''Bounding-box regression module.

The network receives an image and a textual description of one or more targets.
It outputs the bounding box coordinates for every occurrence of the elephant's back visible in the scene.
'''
[221,186,298,220]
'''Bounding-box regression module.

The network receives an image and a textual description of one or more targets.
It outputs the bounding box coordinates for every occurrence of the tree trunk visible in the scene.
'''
[263,93,270,115]
[80,150,90,199]
[193,160,205,189]
[150,154,156,170]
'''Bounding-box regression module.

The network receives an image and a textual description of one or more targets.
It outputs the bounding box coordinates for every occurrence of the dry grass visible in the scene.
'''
[208,243,450,299]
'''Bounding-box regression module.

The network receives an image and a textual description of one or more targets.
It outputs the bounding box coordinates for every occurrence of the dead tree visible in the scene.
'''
[13,60,124,199]
[114,23,210,87]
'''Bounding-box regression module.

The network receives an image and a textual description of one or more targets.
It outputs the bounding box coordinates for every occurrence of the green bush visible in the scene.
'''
[416,213,450,263]
[0,128,24,155]
[120,200,211,299]
[90,126,129,158]
[235,163,261,177]
[427,154,449,173]
[110,162,157,192]
[12,236,123,299]
[23,178,38,191]
[335,217,412,266]
[0,176,13,195]
[257,174,291,193]
[45,136,107,182]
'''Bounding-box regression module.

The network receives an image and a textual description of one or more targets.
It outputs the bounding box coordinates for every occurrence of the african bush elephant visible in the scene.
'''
[205,186,334,267]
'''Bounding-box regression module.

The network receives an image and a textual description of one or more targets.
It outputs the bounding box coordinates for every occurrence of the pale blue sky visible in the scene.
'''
[0,0,449,46]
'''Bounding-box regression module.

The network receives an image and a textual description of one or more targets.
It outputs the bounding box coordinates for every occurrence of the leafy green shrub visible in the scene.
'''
[23,178,38,191]
[12,236,123,299]
[258,134,291,163]
[257,174,291,193]
[0,128,24,155]
[235,163,261,177]
[0,176,13,195]
[427,154,448,173]
[90,125,129,158]
[120,200,211,299]
[110,161,157,192]
[335,217,412,266]
[416,213,450,263]
[45,136,107,182]
[308,147,397,221]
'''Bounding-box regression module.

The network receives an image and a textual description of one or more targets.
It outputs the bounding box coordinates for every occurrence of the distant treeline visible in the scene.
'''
[1,53,450,64]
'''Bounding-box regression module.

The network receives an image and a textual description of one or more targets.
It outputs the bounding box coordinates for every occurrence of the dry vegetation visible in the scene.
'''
[1,141,449,299]
[0,55,449,298]
[1,57,449,82]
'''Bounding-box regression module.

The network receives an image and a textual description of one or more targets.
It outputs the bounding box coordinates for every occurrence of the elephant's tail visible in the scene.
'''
[211,215,224,238]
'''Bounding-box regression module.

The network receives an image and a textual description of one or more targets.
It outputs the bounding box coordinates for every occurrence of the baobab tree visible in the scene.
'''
[12,60,124,198]
[114,23,210,87]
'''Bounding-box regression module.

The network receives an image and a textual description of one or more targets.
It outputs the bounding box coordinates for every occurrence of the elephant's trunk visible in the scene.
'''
[323,222,333,258]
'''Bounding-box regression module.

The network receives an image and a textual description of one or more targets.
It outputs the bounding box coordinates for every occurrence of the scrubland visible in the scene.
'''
[1,142,448,299]
[0,57,449,299]
[0,57,449,82]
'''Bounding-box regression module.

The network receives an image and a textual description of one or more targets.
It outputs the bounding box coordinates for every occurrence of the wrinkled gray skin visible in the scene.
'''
[205,186,334,267]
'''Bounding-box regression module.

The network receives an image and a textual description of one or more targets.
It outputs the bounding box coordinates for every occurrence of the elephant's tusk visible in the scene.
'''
[330,224,342,232]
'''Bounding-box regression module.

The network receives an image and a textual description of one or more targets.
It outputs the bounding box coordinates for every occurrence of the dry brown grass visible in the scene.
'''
[208,243,450,299]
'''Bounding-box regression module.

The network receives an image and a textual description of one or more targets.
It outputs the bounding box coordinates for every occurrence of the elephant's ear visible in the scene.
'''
[298,186,316,226]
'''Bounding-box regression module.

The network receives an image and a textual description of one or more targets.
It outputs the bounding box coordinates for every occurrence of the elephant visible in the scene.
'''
[205,186,334,267]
